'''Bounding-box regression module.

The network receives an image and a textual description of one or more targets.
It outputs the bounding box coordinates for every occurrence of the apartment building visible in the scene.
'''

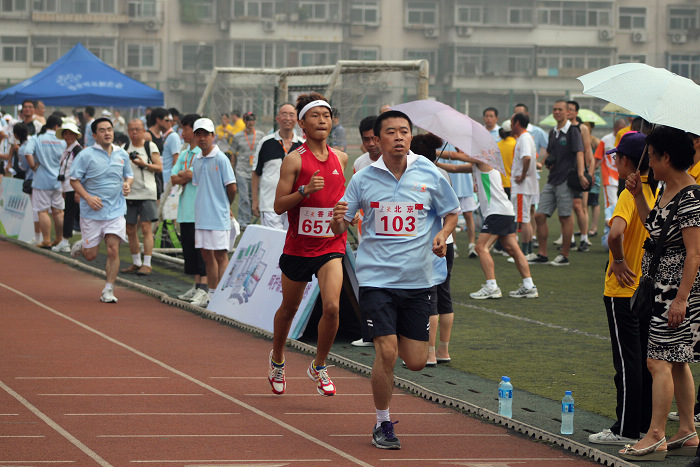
[0,0,697,122]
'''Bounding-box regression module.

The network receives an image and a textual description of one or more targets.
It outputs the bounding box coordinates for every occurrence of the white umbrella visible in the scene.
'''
[391,100,505,175]
[578,63,700,134]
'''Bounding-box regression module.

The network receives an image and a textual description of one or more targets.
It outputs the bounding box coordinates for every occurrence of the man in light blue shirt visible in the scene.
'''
[70,117,134,303]
[513,103,548,158]
[191,118,237,305]
[24,114,66,249]
[171,113,208,307]
[160,116,182,192]
[483,107,501,143]
[331,110,459,450]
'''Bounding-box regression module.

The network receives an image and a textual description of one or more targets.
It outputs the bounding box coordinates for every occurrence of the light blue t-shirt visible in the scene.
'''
[27,130,66,191]
[528,124,549,155]
[192,146,236,231]
[171,144,201,223]
[342,154,460,289]
[439,142,474,198]
[84,120,95,147]
[17,141,34,181]
[161,131,182,179]
[69,144,133,221]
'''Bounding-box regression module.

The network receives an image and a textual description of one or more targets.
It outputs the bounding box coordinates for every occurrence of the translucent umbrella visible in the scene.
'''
[539,109,607,127]
[578,63,700,134]
[601,102,637,117]
[391,100,505,174]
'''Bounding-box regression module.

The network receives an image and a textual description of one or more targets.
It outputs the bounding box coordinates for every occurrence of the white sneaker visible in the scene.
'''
[668,411,700,426]
[468,243,477,258]
[100,288,118,303]
[588,429,638,445]
[70,240,83,258]
[509,284,539,298]
[190,288,210,307]
[524,252,539,261]
[351,338,374,347]
[470,285,502,299]
[550,254,570,266]
[178,286,198,301]
[553,235,563,246]
[51,241,71,253]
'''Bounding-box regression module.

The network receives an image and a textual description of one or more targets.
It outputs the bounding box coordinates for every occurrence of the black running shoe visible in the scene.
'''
[372,421,401,449]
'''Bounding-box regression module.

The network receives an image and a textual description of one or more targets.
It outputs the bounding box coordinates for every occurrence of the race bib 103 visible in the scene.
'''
[371,201,423,236]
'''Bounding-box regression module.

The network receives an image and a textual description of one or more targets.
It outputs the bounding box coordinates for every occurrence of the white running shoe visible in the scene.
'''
[268,351,286,395]
[550,254,570,266]
[668,411,700,426]
[307,361,336,396]
[470,285,502,299]
[178,286,198,301]
[468,243,478,258]
[351,338,374,347]
[70,240,83,258]
[52,242,71,253]
[588,429,638,445]
[190,288,210,307]
[509,284,539,298]
[100,288,118,303]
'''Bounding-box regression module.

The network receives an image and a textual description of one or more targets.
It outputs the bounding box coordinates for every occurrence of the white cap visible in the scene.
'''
[501,120,511,132]
[56,121,82,139]
[101,109,112,117]
[193,118,215,133]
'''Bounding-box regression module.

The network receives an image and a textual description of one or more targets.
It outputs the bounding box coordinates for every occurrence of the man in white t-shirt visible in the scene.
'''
[510,113,539,259]
[352,115,381,173]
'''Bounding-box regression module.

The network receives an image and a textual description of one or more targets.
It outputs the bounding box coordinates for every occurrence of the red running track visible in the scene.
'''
[0,240,597,466]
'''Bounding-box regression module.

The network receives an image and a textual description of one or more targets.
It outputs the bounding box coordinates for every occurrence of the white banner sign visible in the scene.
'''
[208,225,319,339]
[0,178,35,243]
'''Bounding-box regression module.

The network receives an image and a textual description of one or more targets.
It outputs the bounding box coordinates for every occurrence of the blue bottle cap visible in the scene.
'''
[565,390,572,395]
[502,376,510,382]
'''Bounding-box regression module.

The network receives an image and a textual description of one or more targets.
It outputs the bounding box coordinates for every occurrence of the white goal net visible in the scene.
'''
[197,60,429,147]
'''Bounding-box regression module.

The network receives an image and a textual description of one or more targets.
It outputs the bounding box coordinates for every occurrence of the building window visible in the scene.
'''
[668,7,698,31]
[619,7,646,30]
[1,36,27,63]
[406,1,437,27]
[32,0,58,12]
[455,5,484,25]
[128,0,157,18]
[86,38,115,64]
[182,43,214,71]
[668,54,700,82]
[1,0,27,13]
[32,0,115,13]
[127,44,157,69]
[405,49,436,74]
[350,0,379,26]
[193,0,214,20]
[349,47,378,60]
[455,47,533,76]
[232,0,280,19]
[618,54,645,63]
[299,0,339,21]
[88,0,115,13]
[508,7,532,25]
[537,47,611,74]
[295,42,339,67]
[537,1,611,27]
[233,42,283,68]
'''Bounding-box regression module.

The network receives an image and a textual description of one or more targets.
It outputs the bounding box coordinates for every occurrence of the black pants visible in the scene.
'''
[604,295,652,438]
[63,191,80,239]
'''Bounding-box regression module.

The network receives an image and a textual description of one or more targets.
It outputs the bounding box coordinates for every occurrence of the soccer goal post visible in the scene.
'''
[197,60,429,146]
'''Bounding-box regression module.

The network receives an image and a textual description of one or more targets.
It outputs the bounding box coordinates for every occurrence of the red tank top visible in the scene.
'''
[284,142,347,257]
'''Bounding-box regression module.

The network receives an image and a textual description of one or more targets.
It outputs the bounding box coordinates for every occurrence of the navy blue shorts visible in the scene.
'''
[481,214,516,237]
[279,252,344,283]
[359,287,432,341]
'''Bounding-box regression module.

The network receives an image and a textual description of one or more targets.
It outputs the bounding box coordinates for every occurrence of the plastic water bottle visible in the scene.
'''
[498,376,513,418]
[561,391,574,434]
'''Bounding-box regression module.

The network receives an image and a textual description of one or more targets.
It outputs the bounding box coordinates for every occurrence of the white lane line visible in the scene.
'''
[381,458,579,462]
[0,462,76,464]
[97,434,282,438]
[287,412,449,415]
[38,394,203,396]
[1,282,372,467]
[130,460,330,464]
[0,413,19,416]
[0,379,111,467]
[0,435,45,438]
[210,376,362,379]
[17,377,168,380]
[66,413,239,416]
[333,433,509,437]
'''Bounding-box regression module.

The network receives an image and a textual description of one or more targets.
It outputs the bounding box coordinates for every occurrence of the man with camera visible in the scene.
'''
[120,118,162,276]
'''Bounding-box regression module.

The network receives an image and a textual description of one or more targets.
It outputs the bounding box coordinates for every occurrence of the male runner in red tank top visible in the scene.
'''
[267,92,354,396]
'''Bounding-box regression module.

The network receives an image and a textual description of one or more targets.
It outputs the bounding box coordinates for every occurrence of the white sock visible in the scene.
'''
[580,234,588,242]
[35,232,42,242]
[486,279,498,289]
[523,277,534,289]
[143,255,152,267]
[131,254,142,266]
[571,234,576,242]
[208,290,215,298]
[103,283,113,292]
[58,238,69,246]
[376,409,390,428]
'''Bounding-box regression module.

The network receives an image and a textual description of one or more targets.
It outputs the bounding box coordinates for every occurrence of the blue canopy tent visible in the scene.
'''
[0,43,163,106]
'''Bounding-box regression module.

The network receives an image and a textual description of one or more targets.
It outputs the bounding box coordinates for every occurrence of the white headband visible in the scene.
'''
[298,100,332,120]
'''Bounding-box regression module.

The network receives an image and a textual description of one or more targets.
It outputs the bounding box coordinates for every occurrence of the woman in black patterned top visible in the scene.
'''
[620,126,700,462]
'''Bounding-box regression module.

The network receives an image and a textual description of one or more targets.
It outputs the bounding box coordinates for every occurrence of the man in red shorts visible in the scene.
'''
[267,92,353,396]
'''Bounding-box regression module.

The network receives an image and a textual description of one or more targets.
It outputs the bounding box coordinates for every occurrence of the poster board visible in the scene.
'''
[0,178,35,243]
